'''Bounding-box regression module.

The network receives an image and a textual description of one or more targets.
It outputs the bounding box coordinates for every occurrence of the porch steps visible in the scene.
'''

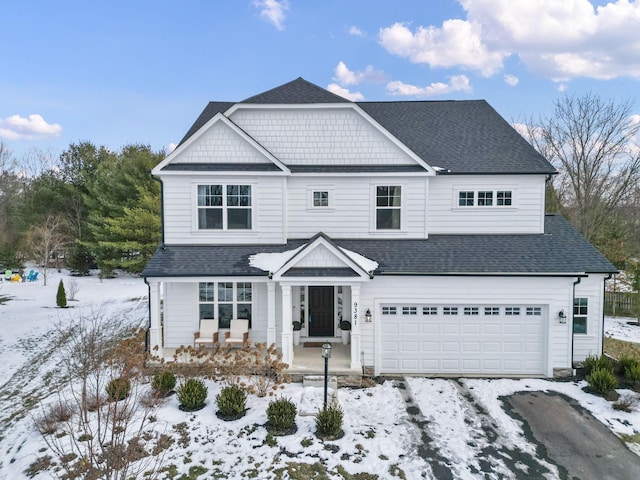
[302,375,338,391]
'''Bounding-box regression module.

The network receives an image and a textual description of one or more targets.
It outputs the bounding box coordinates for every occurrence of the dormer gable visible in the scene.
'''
[152,113,289,176]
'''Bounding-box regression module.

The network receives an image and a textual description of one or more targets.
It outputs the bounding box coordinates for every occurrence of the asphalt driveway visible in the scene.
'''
[504,391,640,480]
[397,380,640,479]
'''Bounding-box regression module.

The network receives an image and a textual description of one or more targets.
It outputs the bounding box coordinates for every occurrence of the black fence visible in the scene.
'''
[605,292,640,317]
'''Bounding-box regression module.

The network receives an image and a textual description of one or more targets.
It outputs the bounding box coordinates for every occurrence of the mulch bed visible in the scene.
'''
[265,422,298,436]
[179,403,207,412]
[216,409,249,421]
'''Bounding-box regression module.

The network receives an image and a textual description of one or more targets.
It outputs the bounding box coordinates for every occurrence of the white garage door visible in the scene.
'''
[380,304,546,375]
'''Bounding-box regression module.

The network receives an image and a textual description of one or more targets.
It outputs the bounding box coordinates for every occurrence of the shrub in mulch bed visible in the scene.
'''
[266,397,297,436]
[177,378,208,412]
[315,403,344,441]
[105,377,131,401]
[215,384,247,421]
[151,369,177,397]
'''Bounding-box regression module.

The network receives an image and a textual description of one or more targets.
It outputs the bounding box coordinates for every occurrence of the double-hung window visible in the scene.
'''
[197,184,251,230]
[199,282,252,329]
[573,298,588,334]
[376,186,401,230]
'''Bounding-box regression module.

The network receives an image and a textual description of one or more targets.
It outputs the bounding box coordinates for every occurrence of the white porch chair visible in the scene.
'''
[225,319,249,347]
[193,318,219,348]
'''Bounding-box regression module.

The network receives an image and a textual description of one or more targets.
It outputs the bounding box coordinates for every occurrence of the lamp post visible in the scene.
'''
[321,342,332,409]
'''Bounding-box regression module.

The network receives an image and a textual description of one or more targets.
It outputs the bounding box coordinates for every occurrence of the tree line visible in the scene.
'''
[0,141,162,283]
[0,93,639,282]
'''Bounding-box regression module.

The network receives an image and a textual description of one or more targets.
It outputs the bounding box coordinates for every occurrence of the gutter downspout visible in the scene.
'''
[143,276,151,353]
[602,274,613,357]
[571,277,581,369]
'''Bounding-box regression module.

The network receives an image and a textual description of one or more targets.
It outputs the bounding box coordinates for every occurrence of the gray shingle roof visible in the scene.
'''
[176,78,555,175]
[142,215,616,278]
[162,163,281,172]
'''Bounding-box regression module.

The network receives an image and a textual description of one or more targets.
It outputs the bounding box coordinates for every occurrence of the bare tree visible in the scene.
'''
[525,93,640,243]
[33,309,170,480]
[23,214,71,285]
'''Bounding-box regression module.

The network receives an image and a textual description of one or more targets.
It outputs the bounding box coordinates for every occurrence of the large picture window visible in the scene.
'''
[376,186,401,230]
[199,282,252,329]
[197,184,252,230]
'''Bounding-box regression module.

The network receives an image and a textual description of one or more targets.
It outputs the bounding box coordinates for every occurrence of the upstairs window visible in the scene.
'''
[197,184,251,230]
[459,191,474,206]
[478,191,493,206]
[313,191,329,207]
[497,191,512,206]
[376,186,401,230]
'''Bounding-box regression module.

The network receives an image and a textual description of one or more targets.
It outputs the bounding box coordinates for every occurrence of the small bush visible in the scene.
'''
[582,354,614,376]
[315,403,343,437]
[33,402,74,435]
[587,366,618,396]
[151,370,177,394]
[613,394,638,412]
[616,356,639,376]
[625,363,640,383]
[216,384,247,419]
[177,378,208,411]
[267,397,297,432]
[56,280,67,308]
[105,377,131,401]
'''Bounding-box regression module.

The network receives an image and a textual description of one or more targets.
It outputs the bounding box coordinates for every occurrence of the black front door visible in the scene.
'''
[308,286,334,336]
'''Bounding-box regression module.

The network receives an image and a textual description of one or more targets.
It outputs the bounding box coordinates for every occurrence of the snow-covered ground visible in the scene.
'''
[1,271,639,479]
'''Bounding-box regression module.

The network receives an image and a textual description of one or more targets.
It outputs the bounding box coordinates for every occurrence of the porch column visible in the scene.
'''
[267,282,276,346]
[148,280,162,353]
[350,284,362,369]
[281,284,294,366]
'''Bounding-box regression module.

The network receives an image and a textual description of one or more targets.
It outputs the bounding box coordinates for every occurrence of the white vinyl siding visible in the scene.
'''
[287,176,427,238]
[162,175,286,244]
[573,275,606,362]
[428,175,546,234]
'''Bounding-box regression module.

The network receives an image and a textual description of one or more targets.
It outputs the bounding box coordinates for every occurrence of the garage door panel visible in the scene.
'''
[462,342,481,353]
[483,324,501,334]
[380,303,545,375]
[462,324,481,335]
[402,341,419,352]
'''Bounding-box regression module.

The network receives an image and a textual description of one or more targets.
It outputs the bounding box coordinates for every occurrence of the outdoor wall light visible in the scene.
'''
[558,310,567,324]
[365,309,372,323]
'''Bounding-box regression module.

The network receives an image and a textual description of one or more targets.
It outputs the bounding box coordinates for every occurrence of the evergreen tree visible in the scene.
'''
[56,279,67,308]
[83,144,162,275]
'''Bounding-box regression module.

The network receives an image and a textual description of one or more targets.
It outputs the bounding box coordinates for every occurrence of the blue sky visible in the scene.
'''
[1,0,639,160]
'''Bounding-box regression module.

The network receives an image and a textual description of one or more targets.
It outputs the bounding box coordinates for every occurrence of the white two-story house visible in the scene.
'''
[143,78,616,378]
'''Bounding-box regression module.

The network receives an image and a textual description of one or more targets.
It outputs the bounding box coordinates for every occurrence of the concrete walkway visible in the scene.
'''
[504,391,640,480]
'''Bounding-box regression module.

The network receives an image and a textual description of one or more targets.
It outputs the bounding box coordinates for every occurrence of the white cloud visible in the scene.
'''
[333,61,385,86]
[168,142,177,153]
[557,84,568,92]
[326,83,364,101]
[386,75,472,98]
[254,0,289,31]
[504,74,519,86]
[348,25,364,36]
[0,114,62,141]
[378,0,640,82]
[379,20,506,76]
